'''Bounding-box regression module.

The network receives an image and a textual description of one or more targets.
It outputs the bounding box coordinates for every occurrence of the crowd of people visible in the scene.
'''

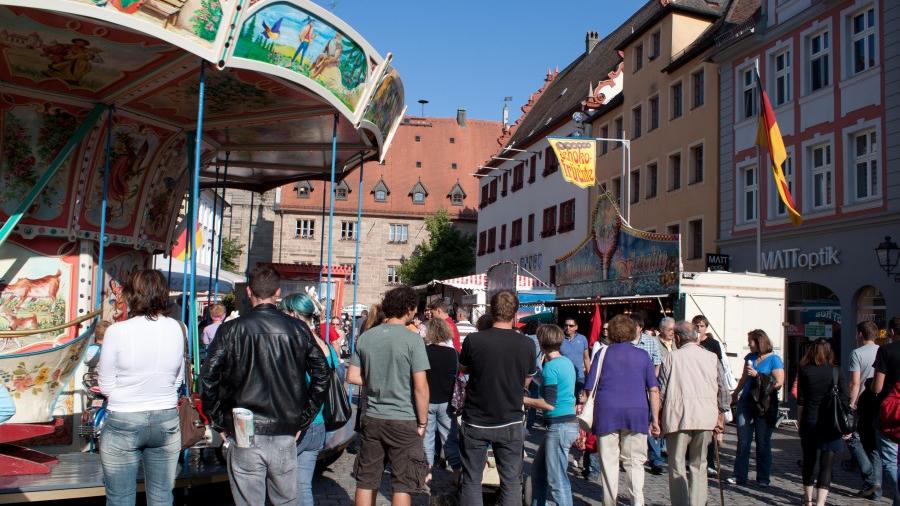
[88,266,900,506]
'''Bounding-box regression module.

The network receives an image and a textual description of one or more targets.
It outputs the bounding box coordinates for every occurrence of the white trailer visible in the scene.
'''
[678,271,787,380]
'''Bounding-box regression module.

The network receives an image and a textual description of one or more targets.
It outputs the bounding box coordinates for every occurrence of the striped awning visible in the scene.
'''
[436,274,535,291]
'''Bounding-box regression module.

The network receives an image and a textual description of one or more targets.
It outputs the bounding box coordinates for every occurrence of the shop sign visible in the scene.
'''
[706,253,731,272]
[804,322,833,339]
[760,246,840,271]
[555,192,680,299]
[519,253,543,272]
[547,137,596,188]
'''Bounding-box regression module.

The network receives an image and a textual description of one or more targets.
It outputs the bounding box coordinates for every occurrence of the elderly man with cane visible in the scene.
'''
[656,321,730,505]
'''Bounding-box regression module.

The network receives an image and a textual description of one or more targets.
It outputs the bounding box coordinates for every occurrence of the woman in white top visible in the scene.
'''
[98,269,184,506]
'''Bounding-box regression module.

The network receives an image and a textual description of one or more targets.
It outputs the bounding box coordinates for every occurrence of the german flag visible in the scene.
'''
[171,223,203,261]
[755,67,801,226]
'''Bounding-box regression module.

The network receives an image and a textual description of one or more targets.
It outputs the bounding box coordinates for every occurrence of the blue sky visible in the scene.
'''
[312,0,646,123]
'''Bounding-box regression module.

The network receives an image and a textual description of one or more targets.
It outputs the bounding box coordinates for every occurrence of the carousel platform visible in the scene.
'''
[0,449,227,503]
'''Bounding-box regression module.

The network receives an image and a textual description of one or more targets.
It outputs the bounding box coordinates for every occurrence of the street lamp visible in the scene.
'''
[875,236,899,280]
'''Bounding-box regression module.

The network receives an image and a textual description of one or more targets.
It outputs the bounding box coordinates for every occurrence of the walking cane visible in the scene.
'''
[714,435,725,506]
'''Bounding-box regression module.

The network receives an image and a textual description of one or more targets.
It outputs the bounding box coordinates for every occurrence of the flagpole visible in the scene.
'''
[755,58,762,273]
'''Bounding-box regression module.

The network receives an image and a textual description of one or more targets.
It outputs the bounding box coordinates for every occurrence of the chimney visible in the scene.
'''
[457,107,467,127]
[586,31,600,54]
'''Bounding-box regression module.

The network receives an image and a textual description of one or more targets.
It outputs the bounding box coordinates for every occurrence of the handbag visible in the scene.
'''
[322,344,352,431]
[450,373,467,416]
[177,323,206,449]
[577,345,608,432]
[818,367,856,439]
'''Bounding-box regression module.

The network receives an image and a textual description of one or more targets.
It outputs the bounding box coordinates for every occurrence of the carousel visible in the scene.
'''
[0,0,404,500]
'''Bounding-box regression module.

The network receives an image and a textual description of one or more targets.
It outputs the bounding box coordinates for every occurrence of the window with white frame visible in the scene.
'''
[630,168,641,205]
[389,223,409,243]
[668,152,682,191]
[671,81,683,119]
[646,162,658,199]
[740,164,758,223]
[612,177,622,207]
[650,31,661,59]
[387,265,400,284]
[649,95,659,131]
[634,43,643,72]
[692,69,705,108]
[774,150,795,217]
[809,143,833,210]
[688,218,703,260]
[689,144,703,184]
[342,263,357,284]
[808,30,831,92]
[850,7,876,75]
[772,48,791,106]
[295,219,315,239]
[632,105,642,139]
[740,67,756,120]
[852,130,878,201]
[340,221,357,240]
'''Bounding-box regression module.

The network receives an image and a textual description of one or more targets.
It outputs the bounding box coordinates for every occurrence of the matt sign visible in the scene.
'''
[547,137,596,188]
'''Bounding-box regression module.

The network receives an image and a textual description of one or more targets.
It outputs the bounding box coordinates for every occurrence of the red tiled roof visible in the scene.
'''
[279,116,501,220]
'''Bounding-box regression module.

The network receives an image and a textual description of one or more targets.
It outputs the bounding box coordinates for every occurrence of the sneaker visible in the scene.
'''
[757,482,769,488]
[856,485,880,499]
[707,466,718,477]
[725,477,744,486]
[648,465,664,476]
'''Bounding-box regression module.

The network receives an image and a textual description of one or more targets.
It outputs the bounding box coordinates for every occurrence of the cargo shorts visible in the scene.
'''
[354,417,428,494]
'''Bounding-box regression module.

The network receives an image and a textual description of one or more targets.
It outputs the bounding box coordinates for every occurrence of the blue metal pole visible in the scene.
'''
[206,160,221,306]
[324,114,338,346]
[180,136,193,324]
[318,176,327,288]
[94,107,114,311]
[213,152,229,300]
[190,61,206,374]
[349,154,363,355]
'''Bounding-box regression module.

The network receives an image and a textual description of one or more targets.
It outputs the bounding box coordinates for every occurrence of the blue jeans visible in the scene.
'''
[424,403,461,469]
[100,408,181,506]
[532,422,579,506]
[877,430,899,505]
[648,435,666,468]
[296,423,326,505]
[849,431,881,491]
[733,401,773,485]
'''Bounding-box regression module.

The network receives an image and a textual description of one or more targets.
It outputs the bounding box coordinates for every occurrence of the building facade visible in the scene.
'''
[713,0,899,368]
[264,113,501,306]
[591,0,724,273]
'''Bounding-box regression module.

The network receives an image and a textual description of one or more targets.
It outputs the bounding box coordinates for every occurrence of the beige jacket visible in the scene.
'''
[658,342,725,435]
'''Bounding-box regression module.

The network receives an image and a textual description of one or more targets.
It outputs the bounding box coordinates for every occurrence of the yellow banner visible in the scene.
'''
[547,137,596,188]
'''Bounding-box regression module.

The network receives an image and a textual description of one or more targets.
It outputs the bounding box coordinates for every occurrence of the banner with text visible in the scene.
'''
[547,137,596,188]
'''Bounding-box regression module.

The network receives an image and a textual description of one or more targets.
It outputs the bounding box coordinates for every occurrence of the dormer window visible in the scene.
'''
[372,176,390,203]
[334,180,351,201]
[409,179,429,205]
[448,181,467,206]
[294,180,313,199]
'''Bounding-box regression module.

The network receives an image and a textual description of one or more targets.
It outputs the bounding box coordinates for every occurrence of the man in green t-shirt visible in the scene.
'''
[348,285,430,505]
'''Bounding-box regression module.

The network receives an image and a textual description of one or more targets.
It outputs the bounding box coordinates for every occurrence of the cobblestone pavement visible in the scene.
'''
[311,424,896,505]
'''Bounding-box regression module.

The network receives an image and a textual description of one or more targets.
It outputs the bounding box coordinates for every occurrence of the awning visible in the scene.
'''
[161,258,245,295]
[421,273,537,291]
[546,294,674,307]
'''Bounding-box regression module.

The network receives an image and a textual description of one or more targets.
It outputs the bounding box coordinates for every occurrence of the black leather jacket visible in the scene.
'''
[200,303,329,436]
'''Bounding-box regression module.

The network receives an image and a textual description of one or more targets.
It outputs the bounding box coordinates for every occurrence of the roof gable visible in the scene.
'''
[447,180,467,198]
[408,178,429,196]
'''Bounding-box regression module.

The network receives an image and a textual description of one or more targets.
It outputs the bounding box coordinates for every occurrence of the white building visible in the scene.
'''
[475,28,630,285]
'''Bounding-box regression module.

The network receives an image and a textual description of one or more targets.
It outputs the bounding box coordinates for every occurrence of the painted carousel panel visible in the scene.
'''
[361,66,404,151]
[232,2,368,112]
[0,7,180,100]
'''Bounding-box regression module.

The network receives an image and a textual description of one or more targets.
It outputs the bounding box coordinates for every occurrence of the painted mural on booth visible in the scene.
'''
[233,2,368,111]
[555,193,680,299]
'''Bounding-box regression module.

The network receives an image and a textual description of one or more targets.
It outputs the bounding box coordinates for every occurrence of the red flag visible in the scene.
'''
[588,303,602,347]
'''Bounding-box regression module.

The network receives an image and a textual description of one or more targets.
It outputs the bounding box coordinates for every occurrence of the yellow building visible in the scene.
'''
[589,1,722,272]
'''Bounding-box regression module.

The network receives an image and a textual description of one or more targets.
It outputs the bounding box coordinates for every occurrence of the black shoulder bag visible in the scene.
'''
[322,344,352,431]
[818,367,857,440]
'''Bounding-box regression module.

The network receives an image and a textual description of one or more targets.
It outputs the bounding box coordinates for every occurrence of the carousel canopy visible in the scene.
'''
[0,0,404,251]
[420,273,537,292]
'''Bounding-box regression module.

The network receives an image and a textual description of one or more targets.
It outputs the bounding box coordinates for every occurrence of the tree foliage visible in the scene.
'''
[398,210,475,286]
[220,237,243,272]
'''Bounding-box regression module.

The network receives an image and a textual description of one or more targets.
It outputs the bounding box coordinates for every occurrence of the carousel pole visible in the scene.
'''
[318,173,327,287]
[180,137,194,325]
[213,152,230,300]
[189,60,206,374]
[323,114,339,347]
[245,191,254,277]
[167,253,173,288]
[206,160,221,306]
[0,104,105,247]
[349,153,364,355]
[94,106,114,310]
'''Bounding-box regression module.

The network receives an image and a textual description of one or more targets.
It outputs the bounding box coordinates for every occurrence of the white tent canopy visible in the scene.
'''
[415,273,537,292]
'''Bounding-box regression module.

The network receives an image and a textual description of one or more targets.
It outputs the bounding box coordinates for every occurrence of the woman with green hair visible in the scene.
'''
[281,291,339,505]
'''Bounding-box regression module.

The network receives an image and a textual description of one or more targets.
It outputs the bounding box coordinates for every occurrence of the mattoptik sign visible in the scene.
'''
[761,246,841,271]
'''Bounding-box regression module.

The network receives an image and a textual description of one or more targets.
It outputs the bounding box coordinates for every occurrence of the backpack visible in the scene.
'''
[880,381,900,443]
